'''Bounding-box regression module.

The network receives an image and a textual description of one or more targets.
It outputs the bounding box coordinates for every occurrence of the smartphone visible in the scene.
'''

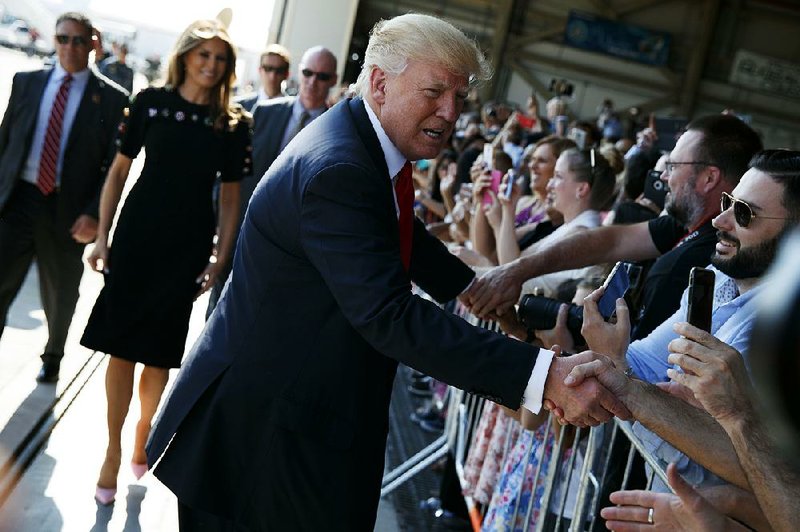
[504,170,516,199]
[568,127,587,150]
[598,262,630,319]
[642,169,668,210]
[555,115,569,136]
[482,169,503,207]
[482,144,494,170]
[687,267,715,332]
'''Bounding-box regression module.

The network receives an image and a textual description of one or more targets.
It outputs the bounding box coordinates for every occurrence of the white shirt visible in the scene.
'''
[362,99,553,414]
[22,63,91,187]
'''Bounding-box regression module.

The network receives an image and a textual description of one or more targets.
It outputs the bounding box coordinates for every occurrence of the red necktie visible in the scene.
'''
[395,161,414,271]
[37,73,73,195]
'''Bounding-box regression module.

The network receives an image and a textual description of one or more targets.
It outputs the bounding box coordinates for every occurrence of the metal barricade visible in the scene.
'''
[380,298,673,531]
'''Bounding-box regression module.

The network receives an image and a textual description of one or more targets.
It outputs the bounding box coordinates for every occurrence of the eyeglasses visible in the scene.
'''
[55,34,89,47]
[262,65,288,74]
[664,161,715,174]
[301,68,334,82]
[720,191,790,228]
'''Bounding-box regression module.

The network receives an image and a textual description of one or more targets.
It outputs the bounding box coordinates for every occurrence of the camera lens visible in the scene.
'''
[517,295,585,346]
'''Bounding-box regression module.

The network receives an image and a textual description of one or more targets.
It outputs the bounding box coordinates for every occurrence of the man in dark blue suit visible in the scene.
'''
[207,46,338,314]
[148,13,629,531]
[0,12,128,383]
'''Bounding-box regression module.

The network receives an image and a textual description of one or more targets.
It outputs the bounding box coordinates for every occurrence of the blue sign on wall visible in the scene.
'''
[564,11,671,67]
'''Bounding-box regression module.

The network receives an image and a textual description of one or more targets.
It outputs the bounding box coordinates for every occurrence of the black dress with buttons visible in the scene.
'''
[81,87,252,368]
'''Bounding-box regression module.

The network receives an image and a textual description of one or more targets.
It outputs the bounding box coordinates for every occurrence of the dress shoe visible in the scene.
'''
[131,461,148,480]
[419,417,445,433]
[407,377,433,397]
[410,405,442,425]
[36,360,60,383]
[95,486,116,505]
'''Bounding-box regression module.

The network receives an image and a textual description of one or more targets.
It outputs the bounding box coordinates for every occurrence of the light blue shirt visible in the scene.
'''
[278,97,325,151]
[22,64,90,187]
[627,265,764,489]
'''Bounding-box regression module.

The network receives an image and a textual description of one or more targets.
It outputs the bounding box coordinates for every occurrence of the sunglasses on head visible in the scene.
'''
[720,191,790,228]
[262,65,288,74]
[301,68,333,82]
[56,34,89,46]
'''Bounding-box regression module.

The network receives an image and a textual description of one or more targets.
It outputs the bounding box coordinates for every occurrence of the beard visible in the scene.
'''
[664,176,703,227]
[711,230,782,280]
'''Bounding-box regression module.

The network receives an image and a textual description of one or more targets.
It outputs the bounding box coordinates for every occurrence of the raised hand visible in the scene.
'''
[464,262,524,318]
[580,286,630,366]
[666,322,756,424]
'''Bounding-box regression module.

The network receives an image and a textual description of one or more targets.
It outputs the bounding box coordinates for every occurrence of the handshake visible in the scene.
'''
[540,348,634,427]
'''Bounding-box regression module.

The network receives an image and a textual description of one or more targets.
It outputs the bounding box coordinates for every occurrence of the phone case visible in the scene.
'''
[598,263,630,318]
[687,267,715,332]
[482,170,503,207]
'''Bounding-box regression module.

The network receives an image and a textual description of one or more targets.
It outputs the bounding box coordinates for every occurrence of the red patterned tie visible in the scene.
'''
[37,73,73,195]
[394,161,414,271]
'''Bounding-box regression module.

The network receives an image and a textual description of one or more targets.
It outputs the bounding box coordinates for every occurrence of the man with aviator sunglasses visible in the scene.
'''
[553,149,800,497]
[468,114,763,342]
[0,11,128,383]
[237,43,291,112]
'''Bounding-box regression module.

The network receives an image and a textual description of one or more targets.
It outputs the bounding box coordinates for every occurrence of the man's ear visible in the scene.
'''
[369,67,388,106]
[699,165,723,194]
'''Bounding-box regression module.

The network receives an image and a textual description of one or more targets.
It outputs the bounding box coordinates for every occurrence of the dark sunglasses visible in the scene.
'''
[720,191,790,228]
[261,65,288,74]
[55,34,89,46]
[301,68,333,82]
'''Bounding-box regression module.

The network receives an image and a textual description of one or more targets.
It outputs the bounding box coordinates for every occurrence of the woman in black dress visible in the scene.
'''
[82,19,251,505]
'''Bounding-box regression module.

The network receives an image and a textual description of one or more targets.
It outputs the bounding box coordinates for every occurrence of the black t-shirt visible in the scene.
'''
[632,215,717,340]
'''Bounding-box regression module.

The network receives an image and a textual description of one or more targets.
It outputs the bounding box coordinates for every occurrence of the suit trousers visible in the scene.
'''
[0,181,85,360]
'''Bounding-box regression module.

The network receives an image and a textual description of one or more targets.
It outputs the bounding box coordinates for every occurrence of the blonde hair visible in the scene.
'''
[351,13,491,97]
[165,19,245,131]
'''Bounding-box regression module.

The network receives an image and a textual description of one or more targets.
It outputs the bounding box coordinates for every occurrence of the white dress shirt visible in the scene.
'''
[22,63,91,187]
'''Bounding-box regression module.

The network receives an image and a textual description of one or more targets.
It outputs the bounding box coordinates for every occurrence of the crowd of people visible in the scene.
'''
[0,8,798,532]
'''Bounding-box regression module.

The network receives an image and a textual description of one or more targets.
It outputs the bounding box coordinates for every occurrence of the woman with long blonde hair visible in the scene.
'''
[81,18,252,505]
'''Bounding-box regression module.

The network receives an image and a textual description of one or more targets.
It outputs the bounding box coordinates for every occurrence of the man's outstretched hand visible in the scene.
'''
[464,262,523,318]
[542,351,633,427]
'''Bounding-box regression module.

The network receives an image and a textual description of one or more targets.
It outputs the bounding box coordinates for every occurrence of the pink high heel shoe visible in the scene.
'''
[131,461,148,480]
[95,486,116,505]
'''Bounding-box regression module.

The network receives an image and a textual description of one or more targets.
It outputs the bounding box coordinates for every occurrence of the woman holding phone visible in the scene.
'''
[502,148,616,297]
[81,18,252,505]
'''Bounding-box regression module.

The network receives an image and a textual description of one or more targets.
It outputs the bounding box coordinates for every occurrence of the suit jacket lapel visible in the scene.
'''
[346,97,399,231]
[347,97,389,181]
[269,99,294,159]
[21,69,53,152]
[64,72,101,154]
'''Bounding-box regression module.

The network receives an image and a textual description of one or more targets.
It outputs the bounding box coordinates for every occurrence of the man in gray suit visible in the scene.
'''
[207,45,337,314]
[0,12,128,382]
